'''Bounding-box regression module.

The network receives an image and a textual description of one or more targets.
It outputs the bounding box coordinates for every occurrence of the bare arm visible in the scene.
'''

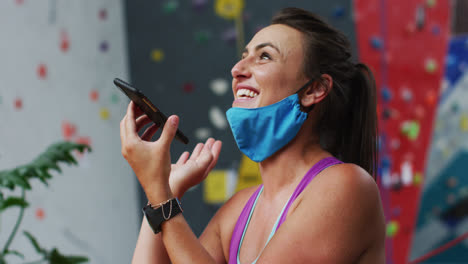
[132,217,171,264]
[122,102,223,264]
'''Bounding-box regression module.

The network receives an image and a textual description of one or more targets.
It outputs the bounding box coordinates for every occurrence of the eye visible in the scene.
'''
[260,52,271,60]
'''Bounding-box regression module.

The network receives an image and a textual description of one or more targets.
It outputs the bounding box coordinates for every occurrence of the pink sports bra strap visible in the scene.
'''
[275,157,342,231]
[229,185,263,264]
[228,157,342,264]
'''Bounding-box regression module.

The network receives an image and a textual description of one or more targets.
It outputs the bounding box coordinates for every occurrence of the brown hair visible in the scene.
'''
[272,7,378,177]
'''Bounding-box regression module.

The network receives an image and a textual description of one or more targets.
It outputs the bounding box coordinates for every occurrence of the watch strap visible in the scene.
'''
[143,198,183,234]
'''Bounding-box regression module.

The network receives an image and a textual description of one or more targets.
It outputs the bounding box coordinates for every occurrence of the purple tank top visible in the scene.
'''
[228,157,343,264]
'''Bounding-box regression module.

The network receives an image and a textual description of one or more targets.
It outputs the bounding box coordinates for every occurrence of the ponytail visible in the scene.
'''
[316,63,378,179]
[341,63,378,178]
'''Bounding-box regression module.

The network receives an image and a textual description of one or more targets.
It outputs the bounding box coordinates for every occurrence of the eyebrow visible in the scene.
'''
[242,42,281,55]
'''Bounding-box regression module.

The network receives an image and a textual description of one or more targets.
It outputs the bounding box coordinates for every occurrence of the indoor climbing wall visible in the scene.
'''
[410,33,468,262]
[0,1,138,263]
[124,0,357,236]
[354,0,451,263]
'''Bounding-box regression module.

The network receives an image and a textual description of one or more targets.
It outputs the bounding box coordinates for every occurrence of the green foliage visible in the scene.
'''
[24,232,88,264]
[0,142,91,264]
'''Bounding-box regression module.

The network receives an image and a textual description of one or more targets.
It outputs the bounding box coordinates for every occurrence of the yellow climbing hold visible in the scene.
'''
[215,0,244,20]
[151,49,164,62]
[100,107,110,120]
[460,114,468,132]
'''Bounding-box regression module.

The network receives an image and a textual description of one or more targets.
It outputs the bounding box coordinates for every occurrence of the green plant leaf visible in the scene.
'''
[4,249,24,259]
[48,248,88,264]
[0,141,91,190]
[24,231,47,256]
[0,196,29,210]
[0,170,31,190]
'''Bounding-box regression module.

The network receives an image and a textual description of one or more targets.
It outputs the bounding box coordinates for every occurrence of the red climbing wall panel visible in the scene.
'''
[354,1,450,263]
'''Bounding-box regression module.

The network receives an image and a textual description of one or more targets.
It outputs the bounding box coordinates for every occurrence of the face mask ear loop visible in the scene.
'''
[296,79,316,113]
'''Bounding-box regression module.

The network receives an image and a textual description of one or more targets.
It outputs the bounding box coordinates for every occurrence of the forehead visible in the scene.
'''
[247,24,304,55]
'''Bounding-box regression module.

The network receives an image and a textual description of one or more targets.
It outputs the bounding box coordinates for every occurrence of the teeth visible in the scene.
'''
[236,88,259,98]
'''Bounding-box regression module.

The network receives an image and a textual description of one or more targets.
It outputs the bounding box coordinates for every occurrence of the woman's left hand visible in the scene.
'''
[120,101,179,203]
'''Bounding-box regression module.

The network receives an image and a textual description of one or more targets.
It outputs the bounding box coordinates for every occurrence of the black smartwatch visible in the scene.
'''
[143,198,183,234]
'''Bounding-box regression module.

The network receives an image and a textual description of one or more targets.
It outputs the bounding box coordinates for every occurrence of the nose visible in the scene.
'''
[231,58,251,79]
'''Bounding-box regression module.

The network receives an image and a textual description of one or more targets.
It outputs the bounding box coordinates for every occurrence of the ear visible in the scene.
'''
[300,74,333,108]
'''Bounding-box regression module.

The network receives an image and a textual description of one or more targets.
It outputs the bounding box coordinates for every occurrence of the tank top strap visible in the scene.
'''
[228,185,264,264]
[275,157,342,231]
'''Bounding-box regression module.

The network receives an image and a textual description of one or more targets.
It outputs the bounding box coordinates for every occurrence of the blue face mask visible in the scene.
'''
[226,80,314,162]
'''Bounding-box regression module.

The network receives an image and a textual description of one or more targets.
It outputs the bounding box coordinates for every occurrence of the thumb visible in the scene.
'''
[159,115,179,147]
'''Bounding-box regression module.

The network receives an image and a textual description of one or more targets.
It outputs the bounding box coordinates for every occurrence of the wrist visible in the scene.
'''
[144,183,173,205]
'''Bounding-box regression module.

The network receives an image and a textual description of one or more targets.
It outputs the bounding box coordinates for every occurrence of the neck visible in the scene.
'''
[258,123,331,201]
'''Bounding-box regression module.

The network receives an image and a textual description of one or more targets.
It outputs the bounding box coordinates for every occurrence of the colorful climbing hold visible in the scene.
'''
[221,27,237,43]
[99,8,107,20]
[60,31,70,53]
[370,36,383,50]
[100,107,110,120]
[183,82,195,93]
[62,121,77,140]
[192,0,208,11]
[151,49,164,62]
[111,93,120,104]
[215,0,244,20]
[460,114,468,132]
[194,30,211,44]
[90,90,99,102]
[415,5,426,30]
[163,0,179,14]
[425,58,438,73]
[14,98,23,110]
[332,6,345,18]
[35,208,45,220]
[381,87,392,102]
[210,78,229,95]
[100,41,109,52]
[386,221,399,237]
[401,121,420,141]
[425,90,437,106]
[401,87,413,102]
[413,172,423,185]
[37,63,47,79]
[426,0,436,8]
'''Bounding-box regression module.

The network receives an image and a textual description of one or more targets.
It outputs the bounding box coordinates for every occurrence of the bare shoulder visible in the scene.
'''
[302,162,385,246]
[257,163,385,263]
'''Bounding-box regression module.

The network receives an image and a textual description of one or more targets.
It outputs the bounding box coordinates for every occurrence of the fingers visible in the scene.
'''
[176,151,190,165]
[158,115,179,147]
[189,143,204,161]
[141,123,160,141]
[124,101,137,138]
[206,140,222,173]
[135,115,152,132]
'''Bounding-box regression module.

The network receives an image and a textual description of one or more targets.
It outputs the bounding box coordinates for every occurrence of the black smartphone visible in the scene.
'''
[113,78,189,144]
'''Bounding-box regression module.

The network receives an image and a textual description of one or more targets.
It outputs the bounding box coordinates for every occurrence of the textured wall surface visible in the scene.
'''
[0,1,139,263]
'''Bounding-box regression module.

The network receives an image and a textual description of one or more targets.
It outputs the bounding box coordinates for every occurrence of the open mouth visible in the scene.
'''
[236,88,259,99]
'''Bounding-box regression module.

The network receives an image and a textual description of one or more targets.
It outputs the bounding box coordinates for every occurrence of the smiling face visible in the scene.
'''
[231,24,309,108]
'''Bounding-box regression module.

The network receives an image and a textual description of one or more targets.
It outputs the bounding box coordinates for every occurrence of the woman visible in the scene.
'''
[121,7,385,264]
